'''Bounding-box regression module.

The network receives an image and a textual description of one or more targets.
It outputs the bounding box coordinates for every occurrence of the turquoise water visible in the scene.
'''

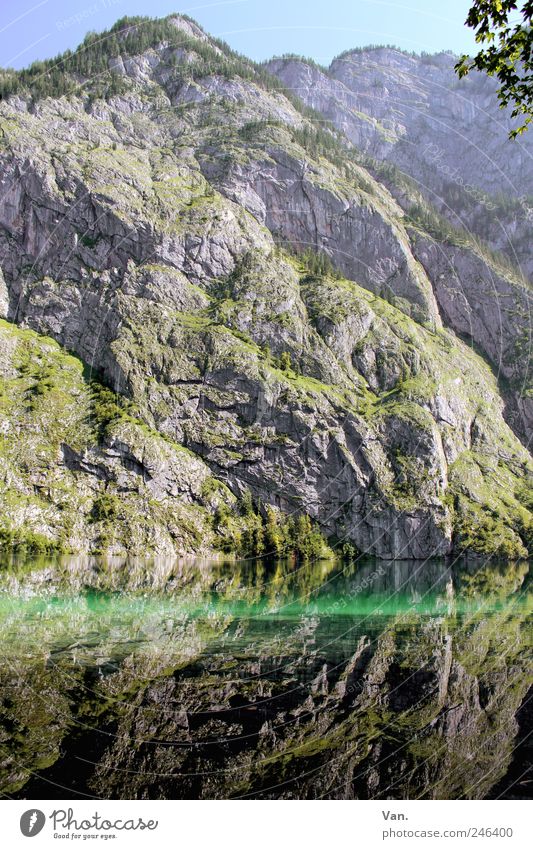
[0,555,530,799]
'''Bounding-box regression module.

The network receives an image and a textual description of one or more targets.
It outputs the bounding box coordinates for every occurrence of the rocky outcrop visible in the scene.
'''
[410,233,533,442]
[199,144,440,325]
[267,52,533,442]
[0,319,225,556]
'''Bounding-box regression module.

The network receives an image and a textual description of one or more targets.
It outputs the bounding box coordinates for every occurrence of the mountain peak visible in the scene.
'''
[167,14,211,43]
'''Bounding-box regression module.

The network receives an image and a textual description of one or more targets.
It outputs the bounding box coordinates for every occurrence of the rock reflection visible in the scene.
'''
[0,555,530,799]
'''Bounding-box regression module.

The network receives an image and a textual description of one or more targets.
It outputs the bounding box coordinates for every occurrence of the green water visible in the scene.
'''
[0,555,530,800]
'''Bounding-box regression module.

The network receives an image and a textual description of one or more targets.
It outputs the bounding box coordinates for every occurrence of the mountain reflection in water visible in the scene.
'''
[0,554,530,800]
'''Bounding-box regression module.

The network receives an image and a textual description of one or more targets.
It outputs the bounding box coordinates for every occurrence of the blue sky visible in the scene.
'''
[1,0,478,70]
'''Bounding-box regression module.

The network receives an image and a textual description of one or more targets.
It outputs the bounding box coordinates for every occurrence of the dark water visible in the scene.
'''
[0,554,530,800]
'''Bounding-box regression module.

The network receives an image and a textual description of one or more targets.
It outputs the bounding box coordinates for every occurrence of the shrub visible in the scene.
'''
[454,509,527,560]
[91,493,121,522]
[90,383,133,439]
[278,351,292,373]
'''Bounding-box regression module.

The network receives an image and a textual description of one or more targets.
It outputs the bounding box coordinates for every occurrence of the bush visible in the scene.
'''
[90,383,133,439]
[91,493,121,522]
[280,242,342,280]
[278,351,292,373]
[454,509,527,560]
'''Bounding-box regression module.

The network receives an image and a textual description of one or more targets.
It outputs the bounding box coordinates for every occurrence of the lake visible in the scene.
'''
[0,554,530,800]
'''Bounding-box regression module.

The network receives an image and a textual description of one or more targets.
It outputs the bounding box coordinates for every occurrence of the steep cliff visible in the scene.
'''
[267,48,533,277]
[267,50,533,438]
[0,15,531,559]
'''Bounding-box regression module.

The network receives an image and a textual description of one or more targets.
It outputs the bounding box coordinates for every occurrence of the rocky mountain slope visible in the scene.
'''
[267,48,533,278]
[0,15,531,559]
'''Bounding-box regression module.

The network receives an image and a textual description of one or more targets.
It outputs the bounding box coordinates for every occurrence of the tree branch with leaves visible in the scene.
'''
[456,1,533,138]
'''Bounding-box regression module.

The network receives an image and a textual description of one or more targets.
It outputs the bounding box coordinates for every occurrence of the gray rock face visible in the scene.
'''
[267,51,533,279]
[201,147,440,325]
[0,269,8,318]
[267,50,533,444]
[0,15,531,559]
[412,234,533,429]
[267,49,533,195]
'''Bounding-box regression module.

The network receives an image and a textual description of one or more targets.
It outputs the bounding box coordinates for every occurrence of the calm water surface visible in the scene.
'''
[0,555,530,800]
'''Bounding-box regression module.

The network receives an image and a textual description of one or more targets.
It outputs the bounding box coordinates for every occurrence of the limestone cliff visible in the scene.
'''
[0,15,530,559]
[267,48,533,278]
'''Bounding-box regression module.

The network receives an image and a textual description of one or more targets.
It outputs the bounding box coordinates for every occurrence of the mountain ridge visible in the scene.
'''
[0,13,530,559]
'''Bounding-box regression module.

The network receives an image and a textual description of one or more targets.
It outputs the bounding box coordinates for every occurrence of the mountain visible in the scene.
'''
[267,48,533,278]
[0,15,531,560]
